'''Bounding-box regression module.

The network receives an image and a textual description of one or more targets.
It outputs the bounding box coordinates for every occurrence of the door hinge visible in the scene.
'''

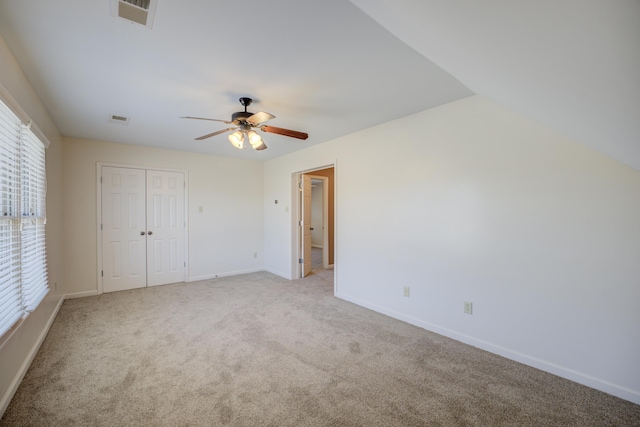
[299,258,303,264]
[100,223,103,230]
[101,270,103,277]
[298,220,302,226]
[184,262,186,267]
[100,176,102,184]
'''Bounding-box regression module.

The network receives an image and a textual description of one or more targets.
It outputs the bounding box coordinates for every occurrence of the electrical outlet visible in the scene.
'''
[403,286,410,297]
[464,301,473,314]
[253,252,258,258]
[54,281,58,292]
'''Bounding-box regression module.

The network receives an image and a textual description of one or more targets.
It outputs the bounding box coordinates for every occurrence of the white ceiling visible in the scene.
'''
[0,0,471,160]
[0,1,638,168]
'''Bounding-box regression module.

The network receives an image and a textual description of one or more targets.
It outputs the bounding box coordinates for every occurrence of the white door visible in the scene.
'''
[301,175,312,277]
[146,170,185,287]
[102,166,185,293]
[102,167,147,293]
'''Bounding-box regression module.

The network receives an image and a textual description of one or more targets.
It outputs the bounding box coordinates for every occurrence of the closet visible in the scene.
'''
[100,166,185,293]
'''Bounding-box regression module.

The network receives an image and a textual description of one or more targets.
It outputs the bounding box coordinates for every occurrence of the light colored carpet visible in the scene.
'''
[2,270,639,426]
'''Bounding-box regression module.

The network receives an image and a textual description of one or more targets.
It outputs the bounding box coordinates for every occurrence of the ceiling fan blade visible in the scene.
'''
[246,111,275,126]
[260,125,308,140]
[195,127,237,140]
[181,116,232,124]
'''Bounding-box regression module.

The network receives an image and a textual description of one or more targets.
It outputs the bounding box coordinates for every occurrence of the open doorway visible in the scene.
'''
[293,166,335,280]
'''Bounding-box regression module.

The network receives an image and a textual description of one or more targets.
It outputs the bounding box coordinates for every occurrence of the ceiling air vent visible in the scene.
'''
[112,0,157,29]
[109,114,130,125]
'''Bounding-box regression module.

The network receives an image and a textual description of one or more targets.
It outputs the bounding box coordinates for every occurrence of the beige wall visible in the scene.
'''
[0,36,65,413]
[63,138,265,295]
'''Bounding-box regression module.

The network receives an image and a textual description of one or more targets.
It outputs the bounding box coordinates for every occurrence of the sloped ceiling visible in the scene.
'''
[0,1,638,168]
[350,0,640,170]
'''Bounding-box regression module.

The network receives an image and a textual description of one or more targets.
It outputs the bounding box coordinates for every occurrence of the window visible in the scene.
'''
[0,97,48,339]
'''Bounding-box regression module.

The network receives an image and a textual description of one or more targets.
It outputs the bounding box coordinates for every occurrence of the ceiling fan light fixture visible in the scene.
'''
[228,130,244,149]
[253,141,267,151]
[247,130,263,149]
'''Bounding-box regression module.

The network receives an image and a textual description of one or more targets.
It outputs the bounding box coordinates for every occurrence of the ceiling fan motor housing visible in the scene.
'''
[232,111,253,122]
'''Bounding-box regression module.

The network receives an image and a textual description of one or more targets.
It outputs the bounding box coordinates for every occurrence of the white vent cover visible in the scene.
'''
[123,0,150,8]
[109,114,130,125]
[111,0,157,29]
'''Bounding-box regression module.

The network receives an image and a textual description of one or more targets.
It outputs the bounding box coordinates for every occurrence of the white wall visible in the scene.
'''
[0,37,65,414]
[264,95,640,404]
[63,138,264,295]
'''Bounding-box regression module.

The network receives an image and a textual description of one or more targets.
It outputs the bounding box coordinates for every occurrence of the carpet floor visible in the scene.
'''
[2,270,639,426]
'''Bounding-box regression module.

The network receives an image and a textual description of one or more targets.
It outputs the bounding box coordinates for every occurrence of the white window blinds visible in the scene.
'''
[0,98,48,338]
[19,125,48,311]
[0,101,23,337]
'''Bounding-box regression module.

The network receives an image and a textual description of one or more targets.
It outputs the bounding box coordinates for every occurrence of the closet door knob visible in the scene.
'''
[148,231,153,235]
[140,231,146,236]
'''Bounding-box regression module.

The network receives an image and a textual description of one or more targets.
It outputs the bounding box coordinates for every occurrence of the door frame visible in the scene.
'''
[96,162,189,295]
[291,164,335,281]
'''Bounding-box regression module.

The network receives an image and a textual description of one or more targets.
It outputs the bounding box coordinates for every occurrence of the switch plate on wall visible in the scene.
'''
[464,301,473,314]
[403,286,410,297]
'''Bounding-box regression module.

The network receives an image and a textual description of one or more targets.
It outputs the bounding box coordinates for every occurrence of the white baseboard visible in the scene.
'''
[263,268,293,280]
[335,291,640,406]
[0,295,64,417]
[64,290,99,299]
[187,267,265,282]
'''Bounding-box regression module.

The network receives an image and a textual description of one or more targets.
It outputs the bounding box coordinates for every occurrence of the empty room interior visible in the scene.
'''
[1,0,639,425]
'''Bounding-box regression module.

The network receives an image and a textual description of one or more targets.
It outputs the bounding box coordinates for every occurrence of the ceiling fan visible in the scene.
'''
[181,97,308,151]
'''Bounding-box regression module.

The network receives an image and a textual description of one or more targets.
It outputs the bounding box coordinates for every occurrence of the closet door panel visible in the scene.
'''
[102,167,147,293]
[146,170,185,287]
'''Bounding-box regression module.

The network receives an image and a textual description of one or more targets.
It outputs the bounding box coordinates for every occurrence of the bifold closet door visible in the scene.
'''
[102,166,185,293]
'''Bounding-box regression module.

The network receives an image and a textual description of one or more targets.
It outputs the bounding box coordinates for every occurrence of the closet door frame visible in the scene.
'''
[96,162,189,295]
